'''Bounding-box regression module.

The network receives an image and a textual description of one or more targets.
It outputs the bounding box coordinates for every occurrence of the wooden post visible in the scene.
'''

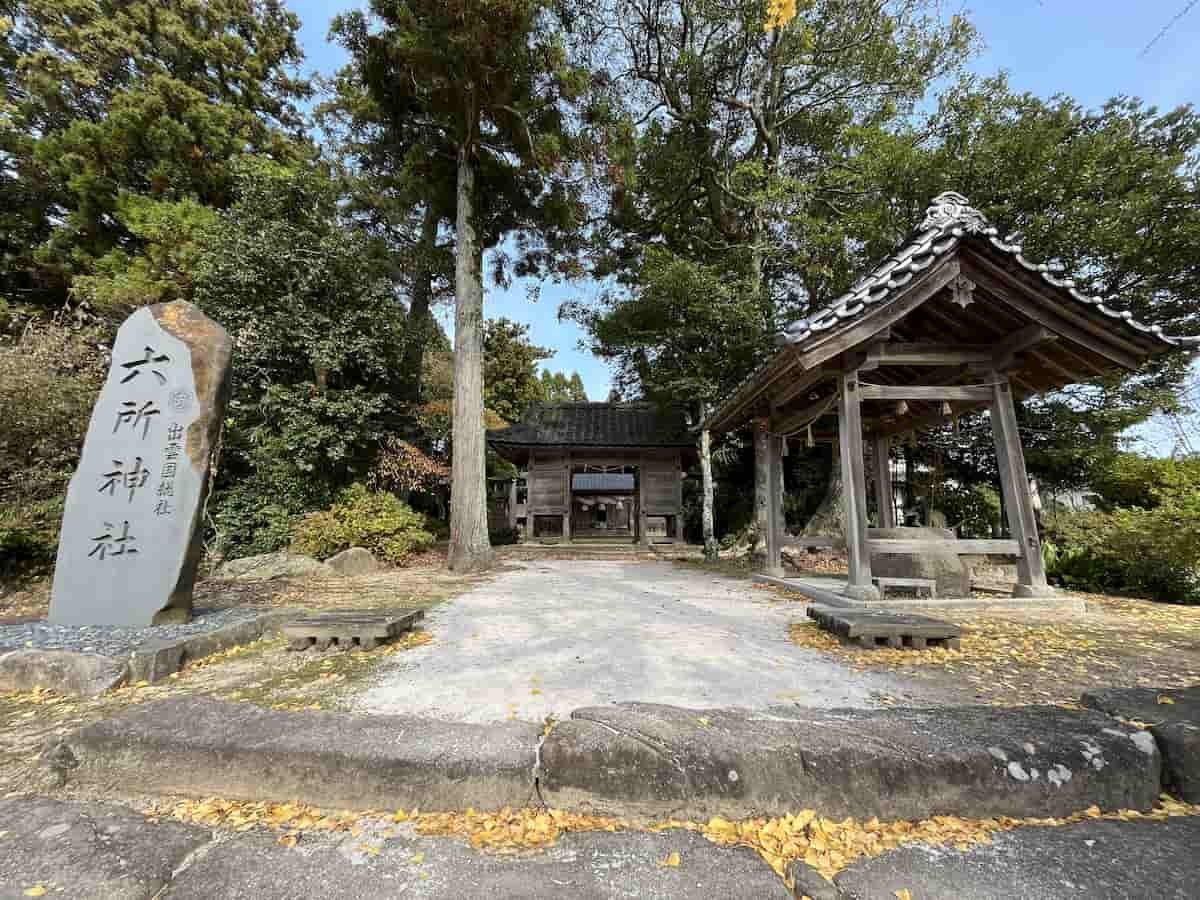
[872,435,895,529]
[562,451,572,542]
[637,454,650,547]
[838,372,880,601]
[507,478,518,530]
[989,373,1053,596]
[763,432,785,577]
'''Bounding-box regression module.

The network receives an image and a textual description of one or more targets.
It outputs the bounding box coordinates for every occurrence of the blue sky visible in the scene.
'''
[289,0,1199,448]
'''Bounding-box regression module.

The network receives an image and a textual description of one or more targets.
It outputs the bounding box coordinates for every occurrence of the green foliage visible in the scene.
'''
[291,484,436,565]
[537,370,588,404]
[936,484,1003,539]
[484,318,552,422]
[195,161,412,556]
[0,321,108,577]
[1043,455,1200,604]
[488,525,520,546]
[2,0,311,312]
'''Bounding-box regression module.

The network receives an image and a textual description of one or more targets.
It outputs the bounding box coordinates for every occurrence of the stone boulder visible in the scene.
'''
[215,552,336,581]
[869,526,969,598]
[0,650,129,696]
[325,547,380,576]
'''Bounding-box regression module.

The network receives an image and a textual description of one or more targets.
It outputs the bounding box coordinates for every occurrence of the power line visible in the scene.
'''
[1141,0,1200,57]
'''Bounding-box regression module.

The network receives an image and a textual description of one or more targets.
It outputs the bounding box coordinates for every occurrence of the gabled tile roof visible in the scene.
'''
[488,402,693,448]
[775,192,1195,349]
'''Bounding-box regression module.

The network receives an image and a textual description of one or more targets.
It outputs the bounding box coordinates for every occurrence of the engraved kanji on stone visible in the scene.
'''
[88,520,138,560]
[99,457,150,502]
[157,481,174,498]
[120,346,171,385]
[113,400,161,439]
[154,499,174,517]
[161,461,177,479]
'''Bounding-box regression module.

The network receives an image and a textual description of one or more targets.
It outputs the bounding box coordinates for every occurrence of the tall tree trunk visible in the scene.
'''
[803,441,846,548]
[699,402,717,561]
[752,420,769,560]
[399,207,440,406]
[448,149,492,573]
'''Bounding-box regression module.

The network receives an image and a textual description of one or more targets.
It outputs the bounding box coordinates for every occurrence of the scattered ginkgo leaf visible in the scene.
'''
[658,851,681,868]
[23,887,47,898]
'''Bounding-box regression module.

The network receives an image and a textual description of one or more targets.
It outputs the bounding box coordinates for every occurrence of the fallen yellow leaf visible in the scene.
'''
[1158,695,1176,705]
[894,890,913,900]
[24,888,47,898]
[659,851,681,868]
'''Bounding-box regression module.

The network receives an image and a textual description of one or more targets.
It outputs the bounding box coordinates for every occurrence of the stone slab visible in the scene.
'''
[161,826,788,899]
[831,816,1200,899]
[50,696,541,812]
[1082,685,1200,802]
[0,796,208,900]
[807,605,960,649]
[539,702,1161,821]
[51,301,232,626]
[0,649,129,696]
[281,609,423,647]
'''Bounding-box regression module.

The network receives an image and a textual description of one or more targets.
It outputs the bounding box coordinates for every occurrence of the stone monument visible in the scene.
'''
[49,301,232,625]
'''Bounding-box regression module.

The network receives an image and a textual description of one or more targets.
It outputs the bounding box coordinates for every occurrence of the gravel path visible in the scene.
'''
[0,607,265,657]
[354,559,940,723]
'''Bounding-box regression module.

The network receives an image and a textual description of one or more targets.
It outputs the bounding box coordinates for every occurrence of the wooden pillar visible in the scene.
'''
[838,372,880,601]
[637,454,650,547]
[872,434,895,529]
[562,451,572,542]
[763,432,785,577]
[989,373,1052,596]
[507,478,518,530]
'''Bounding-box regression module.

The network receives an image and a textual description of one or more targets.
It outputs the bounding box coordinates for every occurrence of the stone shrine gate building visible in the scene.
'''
[488,402,696,544]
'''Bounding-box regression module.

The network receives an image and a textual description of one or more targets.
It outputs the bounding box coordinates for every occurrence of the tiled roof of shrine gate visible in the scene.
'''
[775,192,1196,350]
[488,402,694,448]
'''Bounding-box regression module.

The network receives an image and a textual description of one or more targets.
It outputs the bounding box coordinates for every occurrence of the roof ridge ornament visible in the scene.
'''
[920,192,991,234]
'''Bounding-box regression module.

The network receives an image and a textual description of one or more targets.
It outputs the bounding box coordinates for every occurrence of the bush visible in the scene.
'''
[489,525,519,546]
[290,484,435,565]
[1045,505,1200,604]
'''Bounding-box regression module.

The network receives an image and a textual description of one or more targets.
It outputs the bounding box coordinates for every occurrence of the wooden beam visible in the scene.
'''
[706,351,803,433]
[867,343,994,366]
[873,435,895,529]
[964,255,1144,371]
[768,366,831,410]
[859,384,994,402]
[838,372,880,601]
[799,260,962,371]
[773,390,839,435]
[868,539,1022,556]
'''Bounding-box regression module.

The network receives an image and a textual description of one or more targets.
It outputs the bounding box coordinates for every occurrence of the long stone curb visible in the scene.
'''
[0,609,292,696]
[49,696,541,812]
[1082,685,1200,803]
[48,696,1165,822]
[538,702,1160,821]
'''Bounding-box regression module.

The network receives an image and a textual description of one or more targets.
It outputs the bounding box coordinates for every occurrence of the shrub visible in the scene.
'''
[489,525,519,546]
[291,484,435,565]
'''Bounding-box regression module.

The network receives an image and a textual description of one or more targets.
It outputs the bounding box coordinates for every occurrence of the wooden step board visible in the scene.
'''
[282,609,424,651]
[807,605,961,650]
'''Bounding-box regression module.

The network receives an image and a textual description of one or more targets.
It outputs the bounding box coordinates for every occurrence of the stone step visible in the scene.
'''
[49,697,1164,824]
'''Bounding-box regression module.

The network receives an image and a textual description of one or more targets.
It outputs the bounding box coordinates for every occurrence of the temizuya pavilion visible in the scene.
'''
[704,192,1199,603]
